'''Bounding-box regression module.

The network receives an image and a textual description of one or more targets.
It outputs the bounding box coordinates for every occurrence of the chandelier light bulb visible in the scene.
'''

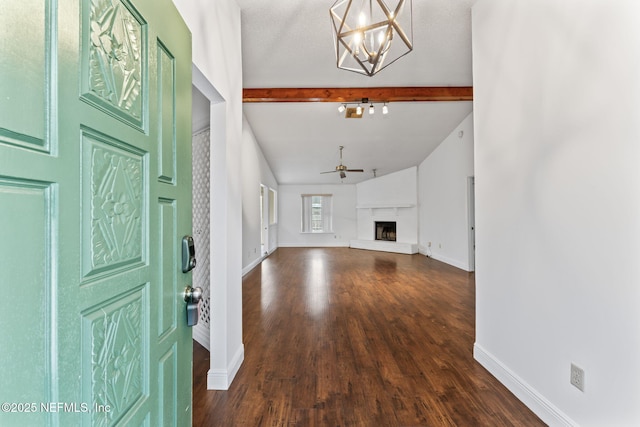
[356,105,362,115]
[378,30,386,46]
[338,104,346,113]
[358,12,366,27]
[369,104,375,115]
[382,103,389,115]
[354,31,362,46]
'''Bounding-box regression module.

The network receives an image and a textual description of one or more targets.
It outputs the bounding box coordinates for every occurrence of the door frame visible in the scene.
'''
[260,183,269,256]
[467,176,476,272]
[192,64,237,390]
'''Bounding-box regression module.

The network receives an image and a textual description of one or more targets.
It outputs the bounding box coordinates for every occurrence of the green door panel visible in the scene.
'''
[0,0,192,426]
[0,180,53,427]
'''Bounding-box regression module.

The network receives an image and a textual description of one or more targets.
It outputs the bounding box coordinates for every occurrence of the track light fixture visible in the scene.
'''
[337,98,390,118]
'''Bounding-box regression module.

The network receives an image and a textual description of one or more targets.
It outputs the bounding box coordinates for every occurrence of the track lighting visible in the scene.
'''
[337,98,389,119]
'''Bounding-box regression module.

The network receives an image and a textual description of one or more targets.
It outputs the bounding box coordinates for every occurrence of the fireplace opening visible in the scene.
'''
[375,221,397,242]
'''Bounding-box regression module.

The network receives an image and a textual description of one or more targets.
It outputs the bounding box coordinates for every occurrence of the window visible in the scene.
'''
[301,194,332,233]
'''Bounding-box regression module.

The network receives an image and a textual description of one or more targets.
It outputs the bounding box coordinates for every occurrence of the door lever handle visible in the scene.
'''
[184,285,203,327]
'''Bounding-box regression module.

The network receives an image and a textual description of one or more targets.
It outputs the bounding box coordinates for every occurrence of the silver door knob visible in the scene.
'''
[184,285,203,303]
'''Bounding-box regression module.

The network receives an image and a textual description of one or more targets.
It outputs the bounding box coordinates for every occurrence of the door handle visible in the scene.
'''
[184,285,203,303]
[184,285,203,326]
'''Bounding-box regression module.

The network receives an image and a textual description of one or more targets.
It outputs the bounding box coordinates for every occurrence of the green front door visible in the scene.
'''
[0,0,193,425]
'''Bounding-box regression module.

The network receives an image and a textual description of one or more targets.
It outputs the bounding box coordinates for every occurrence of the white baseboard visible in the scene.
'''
[207,344,245,390]
[418,246,470,272]
[278,242,350,248]
[242,256,263,276]
[473,343,576,427]
[349,239,418,254]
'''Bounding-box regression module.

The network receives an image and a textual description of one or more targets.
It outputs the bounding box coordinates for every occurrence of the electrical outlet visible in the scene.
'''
[570,363,585,392]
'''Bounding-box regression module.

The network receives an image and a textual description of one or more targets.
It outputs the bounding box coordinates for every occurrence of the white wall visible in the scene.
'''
[241,115,278,274]
[418,113,474,270]
[357,166,418,207]
[356,167,418,244]
[473,1,640,425]
[173,0,244,390]
[278,184,357,247]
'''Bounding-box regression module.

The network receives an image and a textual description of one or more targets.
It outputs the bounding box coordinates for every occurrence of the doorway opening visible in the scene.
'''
[260,184,268,256]
[191,65,224,356]
[191,84,211,349]
[467,176,476,272]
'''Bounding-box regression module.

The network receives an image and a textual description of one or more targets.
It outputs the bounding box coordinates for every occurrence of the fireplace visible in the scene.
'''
[375,221,397,241]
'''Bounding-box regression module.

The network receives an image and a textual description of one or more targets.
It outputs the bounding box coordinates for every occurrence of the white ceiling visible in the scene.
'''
[234,0,475,184]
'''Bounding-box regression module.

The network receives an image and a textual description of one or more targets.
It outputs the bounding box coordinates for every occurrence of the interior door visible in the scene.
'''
[0,0,193,425]
[260,184,268,256]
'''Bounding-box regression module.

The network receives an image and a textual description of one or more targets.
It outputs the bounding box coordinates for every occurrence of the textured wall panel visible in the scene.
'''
[191,129,211,335]
[81,127,146,281]
[81,0,147,130]
[82,286,148,426]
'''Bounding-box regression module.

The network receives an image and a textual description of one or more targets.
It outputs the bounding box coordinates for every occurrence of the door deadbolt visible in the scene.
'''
[182,235,196,273]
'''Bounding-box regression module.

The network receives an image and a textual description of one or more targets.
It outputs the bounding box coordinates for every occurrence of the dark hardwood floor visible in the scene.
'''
[192,247,544,426]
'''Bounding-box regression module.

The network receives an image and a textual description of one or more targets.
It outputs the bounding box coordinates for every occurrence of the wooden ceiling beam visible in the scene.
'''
[242,87,473,103]
[242,86,473,103]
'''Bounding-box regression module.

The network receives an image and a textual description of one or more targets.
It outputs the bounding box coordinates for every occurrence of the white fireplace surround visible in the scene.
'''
[350,205,418,254]
[350,168,419,254]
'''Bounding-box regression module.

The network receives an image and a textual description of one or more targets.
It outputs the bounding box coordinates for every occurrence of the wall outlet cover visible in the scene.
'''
[570,363,585,392]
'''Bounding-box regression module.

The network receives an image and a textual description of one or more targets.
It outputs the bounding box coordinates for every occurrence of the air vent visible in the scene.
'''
[345,107,363,119]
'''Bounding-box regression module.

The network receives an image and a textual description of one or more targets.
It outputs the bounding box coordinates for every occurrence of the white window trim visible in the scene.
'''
[301,194,333,233]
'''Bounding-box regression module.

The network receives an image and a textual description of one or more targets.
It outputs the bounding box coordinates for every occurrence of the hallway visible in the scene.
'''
[193,247,543,426]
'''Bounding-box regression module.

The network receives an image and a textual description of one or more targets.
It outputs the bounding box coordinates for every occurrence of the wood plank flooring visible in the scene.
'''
[192,247,544,426]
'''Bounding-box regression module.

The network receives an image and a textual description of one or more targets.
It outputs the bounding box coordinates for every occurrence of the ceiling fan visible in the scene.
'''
[321,145,364,179]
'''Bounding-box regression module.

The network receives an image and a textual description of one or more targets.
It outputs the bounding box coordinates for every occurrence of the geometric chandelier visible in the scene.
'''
[330,0,413,77]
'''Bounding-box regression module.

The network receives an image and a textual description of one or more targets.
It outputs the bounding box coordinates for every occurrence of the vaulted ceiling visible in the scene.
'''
[236,0,475,184]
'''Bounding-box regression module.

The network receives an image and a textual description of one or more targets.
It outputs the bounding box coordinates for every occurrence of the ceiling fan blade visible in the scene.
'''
[346,169,364,172]
[320,170,338,174]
